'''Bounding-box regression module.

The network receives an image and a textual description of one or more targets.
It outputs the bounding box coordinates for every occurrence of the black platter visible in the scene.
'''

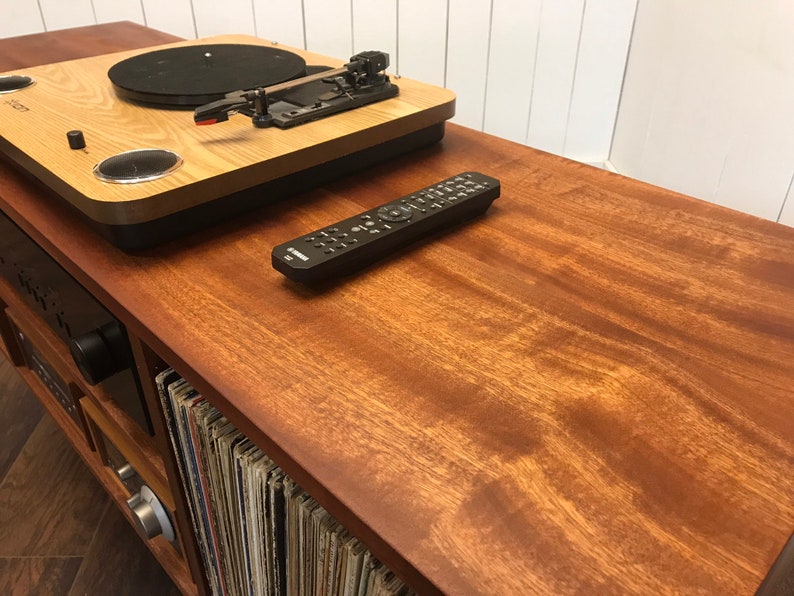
[107,44,308,107]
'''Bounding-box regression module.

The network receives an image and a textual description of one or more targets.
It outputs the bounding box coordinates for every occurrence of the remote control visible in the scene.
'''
[271,171,500,282]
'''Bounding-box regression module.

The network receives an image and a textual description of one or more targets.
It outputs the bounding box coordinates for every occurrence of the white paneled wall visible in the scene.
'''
[35,0,94,31]
[192,0,255,37]
[484,0,541,144]
[565,0,636,163]
[611,0,794,225]
[92,0,144,26]
[397,0,448,87]
[253,0,304,48]
[143,0,196,40]
[352,0,397,69]
[445,0,492,130]
[0,0,636,167]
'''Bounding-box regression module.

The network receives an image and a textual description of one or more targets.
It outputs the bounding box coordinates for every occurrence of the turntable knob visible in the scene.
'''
[66,130,86,150]
[69,321,130,385]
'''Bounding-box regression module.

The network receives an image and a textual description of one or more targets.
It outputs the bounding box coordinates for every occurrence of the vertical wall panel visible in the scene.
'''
[564,0,636,163]
[445,0,492,130]
[303,0,353,59]
[141,0,197,39]
[192,0,256,37]
[92,0,145,25]
[637,2,744,200]
[609,1,678,178]
[397,0,447,86]
[710,4,794,221]
[352,0,397,65]
[525,0,585,155]
[482,0,541,144]
[714,77,794,220]
[0,1,45,38]
[779,181,794,227]
[37,0,95,31]
[612,1,794,222]
[253,0,305,48]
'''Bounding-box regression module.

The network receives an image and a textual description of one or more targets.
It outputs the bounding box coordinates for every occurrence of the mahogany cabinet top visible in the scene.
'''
[1,22,792,595]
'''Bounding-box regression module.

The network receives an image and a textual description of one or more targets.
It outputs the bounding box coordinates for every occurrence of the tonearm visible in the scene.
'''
[194,50,398,129]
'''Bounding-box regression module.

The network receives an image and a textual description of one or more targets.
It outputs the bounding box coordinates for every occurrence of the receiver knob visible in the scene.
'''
[69,321,129,385]
[115,462,136,481]
[126,485,175,541]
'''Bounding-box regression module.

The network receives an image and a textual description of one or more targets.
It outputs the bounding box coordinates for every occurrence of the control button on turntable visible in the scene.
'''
[66,130,86,150]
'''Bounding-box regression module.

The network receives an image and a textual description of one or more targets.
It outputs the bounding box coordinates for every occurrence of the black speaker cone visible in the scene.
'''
[93,149,183,184]
[0,75,35,93]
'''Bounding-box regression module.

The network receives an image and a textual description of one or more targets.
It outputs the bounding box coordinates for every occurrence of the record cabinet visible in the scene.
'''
[1,22,793,596]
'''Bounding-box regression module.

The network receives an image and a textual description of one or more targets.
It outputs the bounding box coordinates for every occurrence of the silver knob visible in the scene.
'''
[115,462,135,481]
[125,485,175,541]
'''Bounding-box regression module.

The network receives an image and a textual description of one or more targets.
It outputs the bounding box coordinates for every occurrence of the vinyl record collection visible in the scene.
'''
[156,369,411,596]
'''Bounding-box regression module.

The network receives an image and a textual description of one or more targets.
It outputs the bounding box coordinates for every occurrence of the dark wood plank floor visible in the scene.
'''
[0,356,181,595]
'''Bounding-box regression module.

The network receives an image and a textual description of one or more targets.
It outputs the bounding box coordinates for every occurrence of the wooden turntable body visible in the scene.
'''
[0,35,455,248]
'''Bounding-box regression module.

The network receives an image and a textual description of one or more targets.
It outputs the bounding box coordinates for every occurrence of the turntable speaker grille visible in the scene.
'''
[93,149,183,184]
[0,75,35,93]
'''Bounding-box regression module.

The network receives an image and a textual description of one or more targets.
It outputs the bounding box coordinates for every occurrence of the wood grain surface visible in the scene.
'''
[1,23,793,595]
[0,33,454,225]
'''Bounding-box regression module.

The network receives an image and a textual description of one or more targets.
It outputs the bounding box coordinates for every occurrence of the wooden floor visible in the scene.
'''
[0,356,181,595]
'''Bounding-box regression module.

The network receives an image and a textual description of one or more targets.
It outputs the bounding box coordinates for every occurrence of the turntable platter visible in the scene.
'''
[108,44,307,107]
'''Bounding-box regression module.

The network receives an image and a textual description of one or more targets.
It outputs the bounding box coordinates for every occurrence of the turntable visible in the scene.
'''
[0,35,455,249]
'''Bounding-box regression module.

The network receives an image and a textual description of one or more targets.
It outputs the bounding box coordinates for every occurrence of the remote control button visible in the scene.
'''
[351,226,362,232]
[377,204,413,222]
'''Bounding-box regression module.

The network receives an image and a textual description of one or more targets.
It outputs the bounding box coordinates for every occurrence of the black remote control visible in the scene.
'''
[271,171,500,282]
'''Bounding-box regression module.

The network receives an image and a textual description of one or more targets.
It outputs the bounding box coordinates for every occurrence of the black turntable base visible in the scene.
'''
[0,35,456,250]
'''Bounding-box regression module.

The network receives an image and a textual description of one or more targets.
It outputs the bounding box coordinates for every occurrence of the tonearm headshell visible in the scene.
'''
[194,50,398,128]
